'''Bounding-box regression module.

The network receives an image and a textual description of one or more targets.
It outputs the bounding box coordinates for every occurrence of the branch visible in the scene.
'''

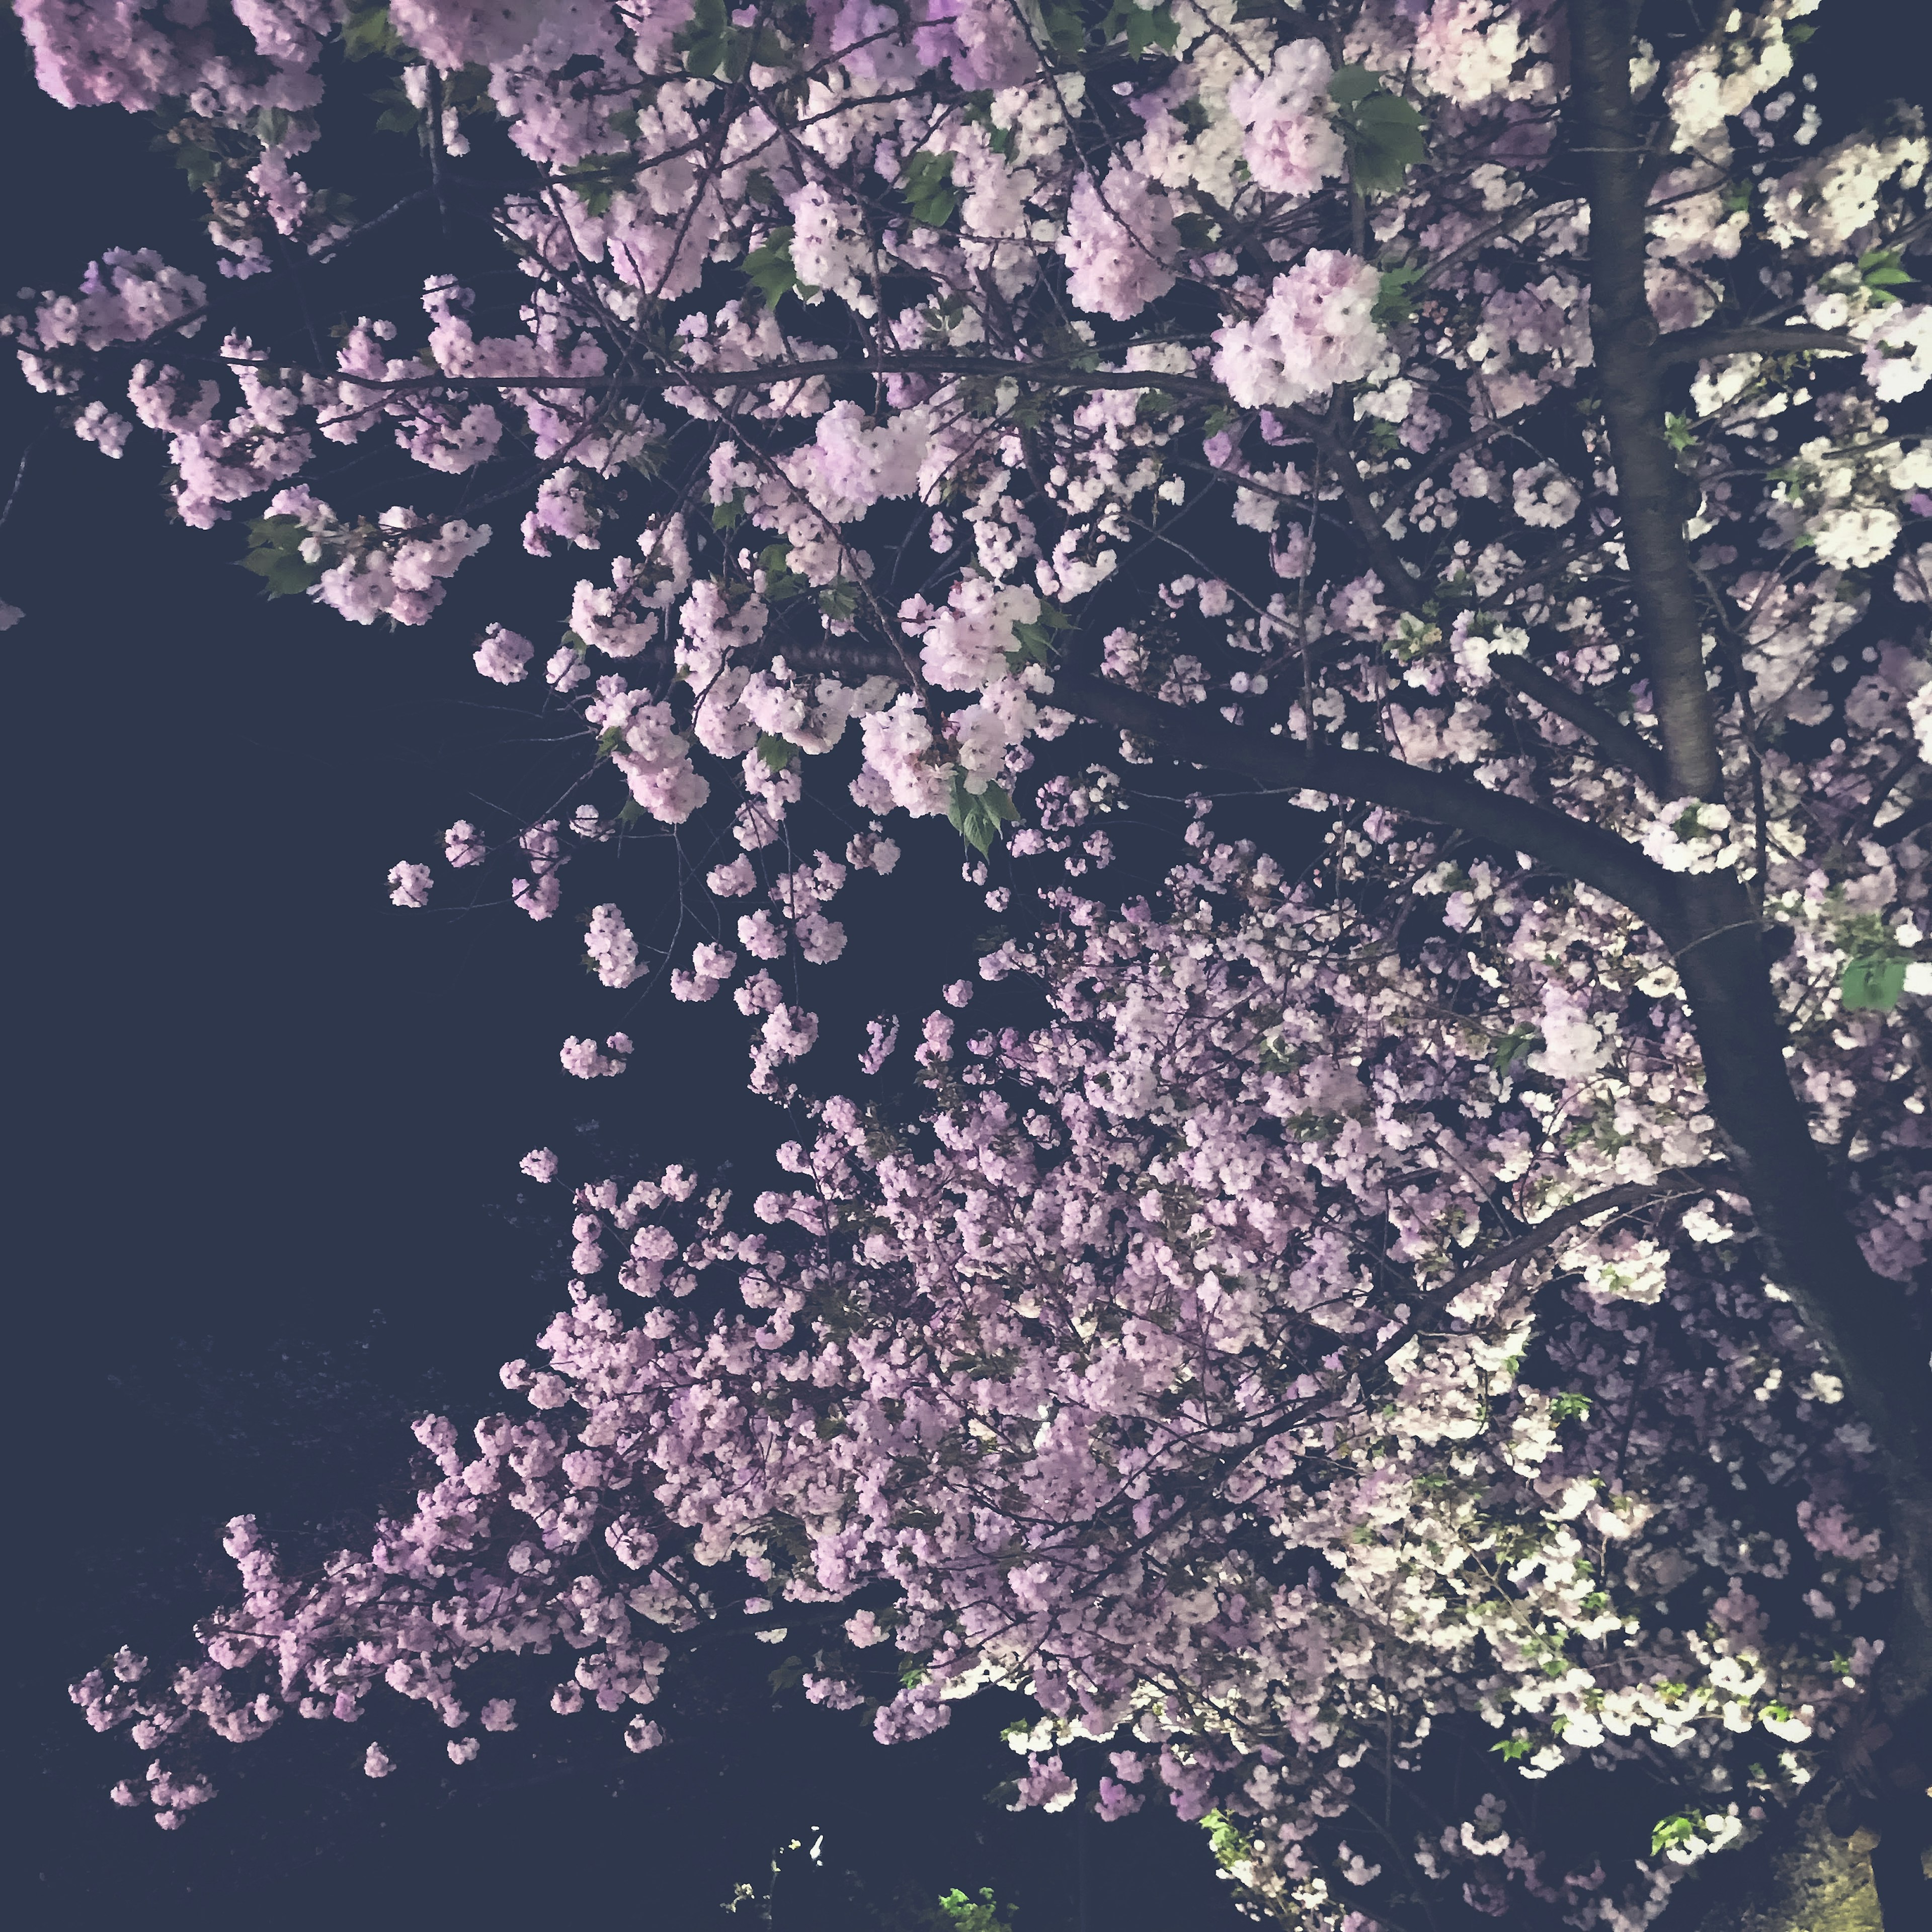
[240,353,1226,399]
[1051,671,1679,931]
[1284,404,1426,612]
[1221,1178,1717,1481]
[1424,1179,1697,1308]
[1655,323,1861,368]
[1875,792,1931,848]
[1490,656,1668,794]
[1565,26,1932,1673]
[1565,0,1724,802]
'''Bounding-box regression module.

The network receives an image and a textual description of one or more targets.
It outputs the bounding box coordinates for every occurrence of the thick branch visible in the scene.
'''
[1655,322,1861,367]
[1565,0,1724,801]
[1664,871,1932,1713]
[1052,671,1678,929]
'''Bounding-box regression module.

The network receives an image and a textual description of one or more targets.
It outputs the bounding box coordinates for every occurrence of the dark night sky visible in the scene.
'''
[3,6,1917,1928]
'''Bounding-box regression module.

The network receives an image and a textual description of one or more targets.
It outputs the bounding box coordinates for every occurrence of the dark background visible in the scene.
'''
[2,5,1918,1928]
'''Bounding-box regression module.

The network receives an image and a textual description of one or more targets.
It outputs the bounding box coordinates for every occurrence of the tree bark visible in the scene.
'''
[1675,1801,1890,1932]
[1565,0,1724,803]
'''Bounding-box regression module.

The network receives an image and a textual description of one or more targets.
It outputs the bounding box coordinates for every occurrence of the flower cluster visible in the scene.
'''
[70,817,1921,1925]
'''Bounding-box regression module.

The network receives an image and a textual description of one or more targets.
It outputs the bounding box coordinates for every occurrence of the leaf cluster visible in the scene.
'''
[1099,1,1180,59]
[947,770,1019,855]
[744,227,819,305]
[1328,63,1428,196]
[239,515,325,598]
[901,150,958,228]
[674,0,792,82]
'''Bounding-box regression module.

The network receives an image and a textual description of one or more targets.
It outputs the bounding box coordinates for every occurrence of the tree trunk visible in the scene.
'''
[1562,0,1932,1741]
[1671,1793,1928,1932]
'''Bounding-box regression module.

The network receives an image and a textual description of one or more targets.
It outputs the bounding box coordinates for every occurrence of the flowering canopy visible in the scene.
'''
[12,0,1929,1924]
[69,837,1916,1925]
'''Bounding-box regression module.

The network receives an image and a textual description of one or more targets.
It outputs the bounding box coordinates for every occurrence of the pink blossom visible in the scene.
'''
[1057,168,1179,322]
[1213,252,1386,411]
[387,862,432,908]
[473,624,533,684]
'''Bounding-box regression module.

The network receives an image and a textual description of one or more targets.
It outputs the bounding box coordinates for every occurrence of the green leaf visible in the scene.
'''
[749,26,793,67]
[1328,62,1380,106]
[757,542,808,599]
[1373,260,1427,327]
[1328,69,1427,196]
[744,227,816,304]
[1006,621,1054,670]
[818,579,859,621]
[1201,1810,1255,1871]
[596,725,625,757]
[1173,210,1219,252]
[711,492,746,532]
[616,797,647,826]
[1039,1,1085,56]
[559,153,631,217]
[947,771,1018,855]
[175,142,221,191]
[670,0,779,80]
[1101,1,1179,57]
[239,515,325,598]
[1492,1737,1534,1762]
[1347,90,1427,195]
[959,91,1017,157]
[1841,955,1907,1011]
[373,90,422,135]
[937,1888,1015,1932]
[443,64,493,112]
[1651,1813,1703,1857]
[674,0,734,76]
[1550,1392,1592,1422]
[1490,1026,1542,1076]
[254,106,290,148]
[756,733,796,773]
[902,150,958,227]
[1858,246,1916,306]
[343,3,402,60]
[1663,412,1698,452]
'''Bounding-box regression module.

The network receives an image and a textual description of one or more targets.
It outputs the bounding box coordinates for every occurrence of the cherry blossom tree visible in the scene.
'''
[12,0,1928,1923]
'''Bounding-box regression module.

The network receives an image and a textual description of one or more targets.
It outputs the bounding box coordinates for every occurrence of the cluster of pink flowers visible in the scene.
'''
[70,815,1917,1925]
